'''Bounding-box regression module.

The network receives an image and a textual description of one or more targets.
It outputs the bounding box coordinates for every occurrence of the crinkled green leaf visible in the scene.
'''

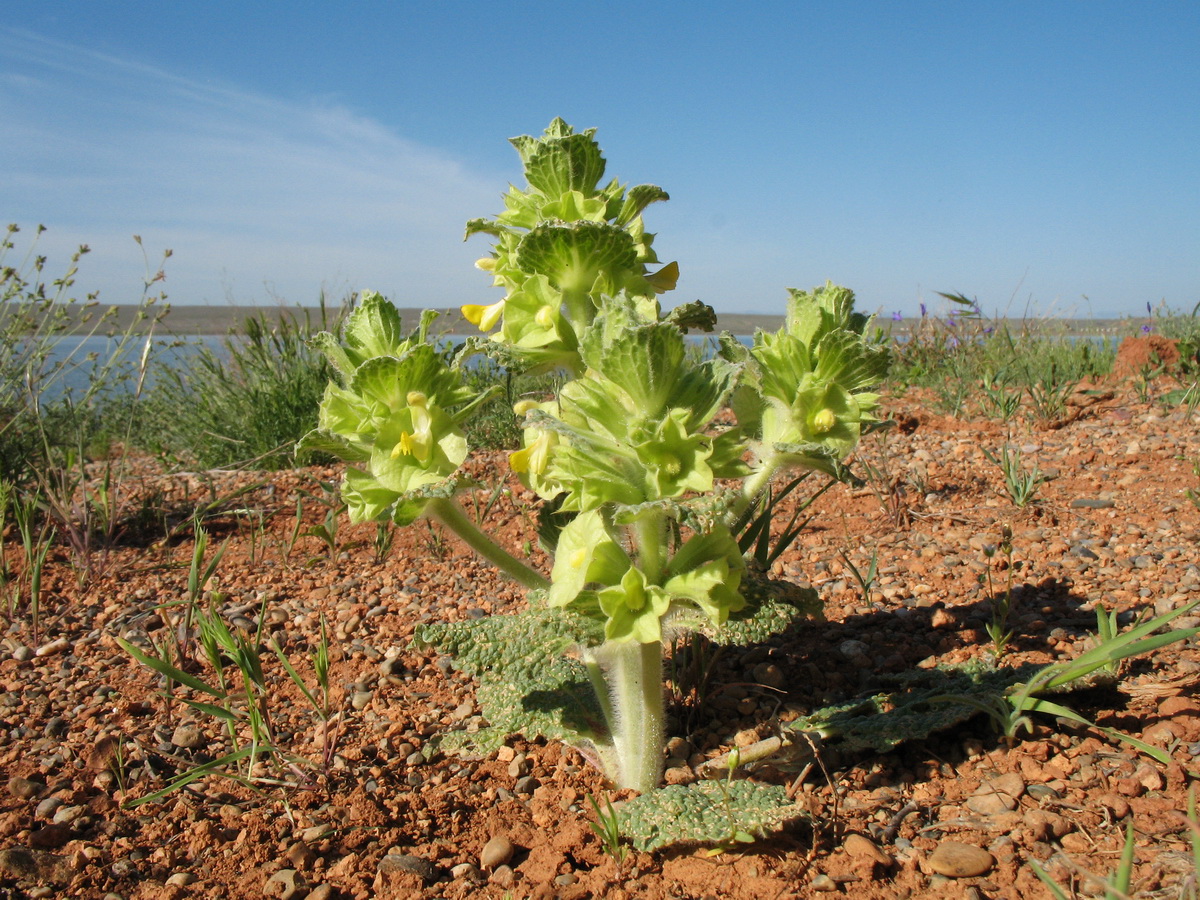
[511,118,607,198]
[616,780,796,852]
[709,573,823,646]
[790,661,1034,754]
[413,604,606,755]
[341,467,403,523]
[515,221,639,299]
[598,566,673,643]
[310,291,410,378]
[634,409,714,498]
[541,190,609,223]
[616,184,670,227]
[350,346,474,415]
[663,300,718,333]
[296,427,371,464]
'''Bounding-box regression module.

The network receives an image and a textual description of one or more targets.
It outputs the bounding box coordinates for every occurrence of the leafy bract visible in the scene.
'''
[298,296,482,524]
[515,221,640,304]
[510,117,607,198]
[308,291,436,378]
[736,282,890,472]
[460,119,678,373]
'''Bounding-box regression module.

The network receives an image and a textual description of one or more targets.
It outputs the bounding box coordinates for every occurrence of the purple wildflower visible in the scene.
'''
[1142,323,1152,334]
[919,303,927,318]
[892,310,903,322]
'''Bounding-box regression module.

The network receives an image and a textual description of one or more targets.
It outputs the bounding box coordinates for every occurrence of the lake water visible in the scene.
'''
[13,334,233,402]
[27,332,744,402]
[21,328,1113,405]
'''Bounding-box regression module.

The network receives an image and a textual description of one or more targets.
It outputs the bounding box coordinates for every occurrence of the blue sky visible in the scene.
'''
[2,3,1197,319]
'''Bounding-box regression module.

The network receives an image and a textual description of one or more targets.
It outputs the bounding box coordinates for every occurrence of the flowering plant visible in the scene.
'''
[302,119,888,795]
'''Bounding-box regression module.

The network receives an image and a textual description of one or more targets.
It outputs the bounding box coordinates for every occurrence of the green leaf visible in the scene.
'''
[125,747,256,807]
[663,300,718,333]
[413,604,607,755]
[515,221,639,300]
[616,184,670,227]
[547,510,631,608]
[511,119,607,197]
[709,575,822,646]
[616,780,796,852]
[117,637,226,699]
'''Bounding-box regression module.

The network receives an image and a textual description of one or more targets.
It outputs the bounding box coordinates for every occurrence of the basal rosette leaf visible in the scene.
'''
[413,602,608,757]
[616,781,796,853]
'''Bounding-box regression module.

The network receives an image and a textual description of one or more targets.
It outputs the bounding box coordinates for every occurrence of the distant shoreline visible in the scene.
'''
[43,303,1131,338]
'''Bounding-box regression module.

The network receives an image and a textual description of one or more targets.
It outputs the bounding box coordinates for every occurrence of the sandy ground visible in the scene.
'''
[1,371,1198,898]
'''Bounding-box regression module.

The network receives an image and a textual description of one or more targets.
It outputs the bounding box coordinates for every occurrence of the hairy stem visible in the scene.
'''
[426,497,549,591]
[728,452,781,524]
[589,639,665,794]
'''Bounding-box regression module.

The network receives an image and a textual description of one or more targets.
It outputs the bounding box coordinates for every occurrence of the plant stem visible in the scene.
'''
[728,453,781,525]
[426,497,549,591]
[633,511,666,584]
[589,639,665,794]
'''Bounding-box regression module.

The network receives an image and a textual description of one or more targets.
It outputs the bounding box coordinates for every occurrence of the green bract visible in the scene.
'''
[306,120,889,807]
[461,118,678,373]
[300,306,485,524]
[729,280,890,475]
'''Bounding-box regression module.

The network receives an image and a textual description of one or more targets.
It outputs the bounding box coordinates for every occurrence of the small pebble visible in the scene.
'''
[1070,498,1116,509]
[843,833,892,866]
[299,824,332,843]
[170,723,204,750]
[480,834,515,870]
[263,868,302,899]
[8,776,48,800]
[927,841,995,878]
[377,854,437,885]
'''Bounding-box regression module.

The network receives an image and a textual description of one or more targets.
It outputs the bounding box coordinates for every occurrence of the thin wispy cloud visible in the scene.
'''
[0,28,503,308]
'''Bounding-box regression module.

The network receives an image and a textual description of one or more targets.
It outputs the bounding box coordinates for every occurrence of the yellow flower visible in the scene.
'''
[462,299,504,331]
